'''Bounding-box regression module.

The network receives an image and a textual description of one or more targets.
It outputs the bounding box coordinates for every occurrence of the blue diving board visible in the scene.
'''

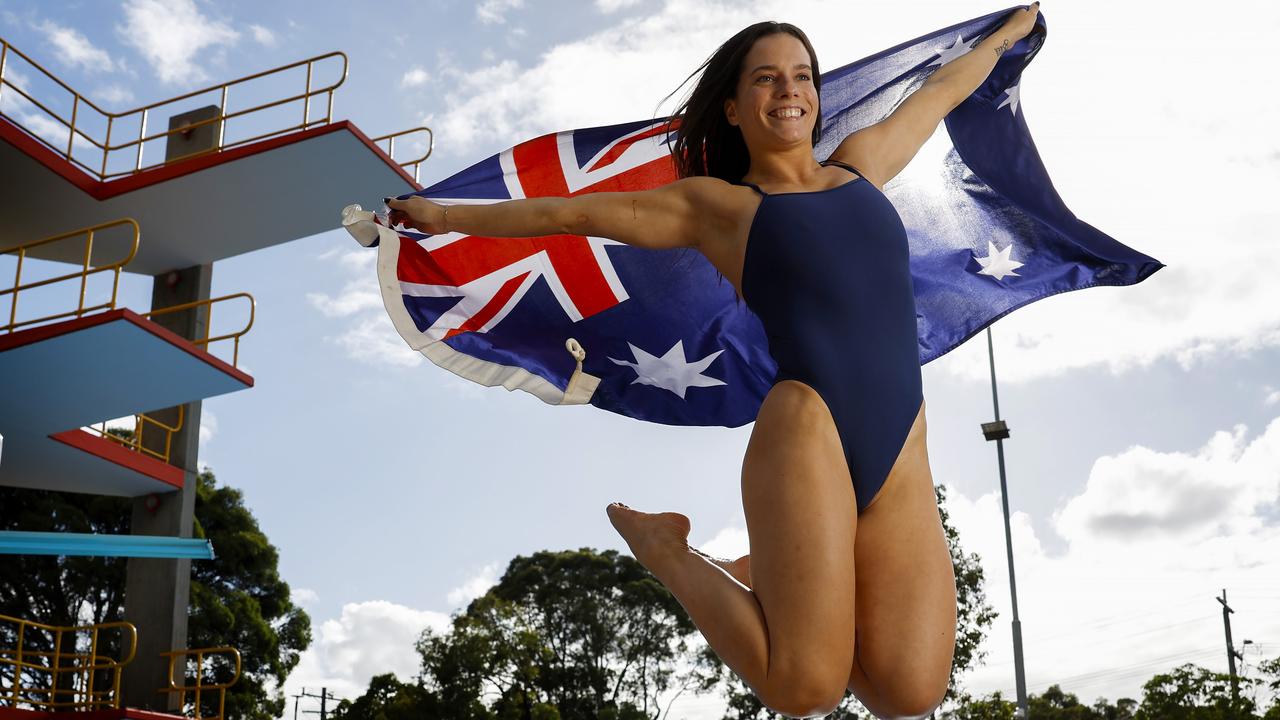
[0,531,215,559]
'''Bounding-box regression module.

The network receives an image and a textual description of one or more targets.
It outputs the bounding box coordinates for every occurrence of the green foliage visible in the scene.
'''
[334,547,718,720]
[0,487,130,628]
[946,690,1016,720]
[946,661,1280,720]
[1134,663,1259,720]
[187,470,312,720]
[0,469,310,720]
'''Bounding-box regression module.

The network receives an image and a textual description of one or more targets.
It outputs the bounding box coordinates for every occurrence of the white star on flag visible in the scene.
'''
[975,240,1025,281]
[997,80,1021,115]
[928,33,974,67]
[608,340,726,399]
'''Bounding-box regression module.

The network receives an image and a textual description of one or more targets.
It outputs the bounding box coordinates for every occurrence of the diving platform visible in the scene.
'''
[0,116,419,275]
[0,309,251,496]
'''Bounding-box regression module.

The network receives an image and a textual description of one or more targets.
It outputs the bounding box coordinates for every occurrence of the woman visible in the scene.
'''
[389,6,1041,718]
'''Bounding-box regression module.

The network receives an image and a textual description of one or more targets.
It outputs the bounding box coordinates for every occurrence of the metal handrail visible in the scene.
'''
[159,647,241,720]
[371,126,434,183]
[0,219,140,334]
[0,36,347,180]
[143,292,256,368]
[0,613,137,711]
[84,405,185,464]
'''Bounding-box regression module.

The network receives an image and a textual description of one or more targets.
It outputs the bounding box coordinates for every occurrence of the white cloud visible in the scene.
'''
[400,66,431,88]
[198,409,218,448]
[445,562,502,608]
[476,0,523,25]
[38,21,115,72]
[248,23,276,46]
[94,84,135,105]
[1265,385,1280,406]
[596,0,643,12]
[330,314,423,368]
[695,524,749,561]
[292,587,319,607]
[284,601,450,703]
[946,415,1280,705]
[119,0,239,84]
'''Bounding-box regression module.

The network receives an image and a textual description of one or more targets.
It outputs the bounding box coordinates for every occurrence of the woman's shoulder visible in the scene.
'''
[664,175,753,210]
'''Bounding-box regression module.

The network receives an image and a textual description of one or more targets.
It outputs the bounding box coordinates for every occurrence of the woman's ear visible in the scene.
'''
[724,97,738,127]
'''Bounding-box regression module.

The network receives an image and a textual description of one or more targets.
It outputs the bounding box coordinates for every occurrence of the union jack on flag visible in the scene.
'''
[343,5,1162,428]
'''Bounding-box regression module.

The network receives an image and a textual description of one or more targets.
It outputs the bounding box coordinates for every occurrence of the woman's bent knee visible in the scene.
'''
[757,666,849,719]
[873,673,949,720]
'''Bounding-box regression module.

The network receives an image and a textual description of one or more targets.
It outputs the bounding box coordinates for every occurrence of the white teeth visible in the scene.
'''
[770,107,803,118]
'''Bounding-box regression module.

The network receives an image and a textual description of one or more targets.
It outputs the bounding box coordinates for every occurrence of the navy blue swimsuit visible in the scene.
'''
[735,159,923,514]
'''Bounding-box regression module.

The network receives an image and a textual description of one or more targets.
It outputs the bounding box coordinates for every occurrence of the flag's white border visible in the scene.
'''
[341,205,600,405]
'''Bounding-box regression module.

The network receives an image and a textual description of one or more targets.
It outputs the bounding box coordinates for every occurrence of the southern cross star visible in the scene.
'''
[928,33,974,67]
[608,340,726,399]
[997,80,1022,115]
[975,240,1025,281]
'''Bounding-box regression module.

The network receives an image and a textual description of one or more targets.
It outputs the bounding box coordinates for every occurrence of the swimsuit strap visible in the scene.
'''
[820,158,868,179]
[732,179,767,197]
[736,159,866,195]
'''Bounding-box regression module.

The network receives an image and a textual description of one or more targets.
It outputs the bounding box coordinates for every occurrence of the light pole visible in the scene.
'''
[979,327,1029,718]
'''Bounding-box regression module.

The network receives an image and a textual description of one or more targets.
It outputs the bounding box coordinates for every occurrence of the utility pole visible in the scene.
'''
[297,687,339,720]
[1217,589,1242,706]
[980,327,1029,719]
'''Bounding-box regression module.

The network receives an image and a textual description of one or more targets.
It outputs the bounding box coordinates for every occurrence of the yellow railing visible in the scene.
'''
[84,405,184,464]
[1,219,140,334]
[144,292,256,368]
[372,126,434,184]
[0,614,137,711]
[159,647,241,720]
[0,37,347,180]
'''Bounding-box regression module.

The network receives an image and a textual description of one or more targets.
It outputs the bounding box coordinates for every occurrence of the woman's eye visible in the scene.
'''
[798,73,810,81]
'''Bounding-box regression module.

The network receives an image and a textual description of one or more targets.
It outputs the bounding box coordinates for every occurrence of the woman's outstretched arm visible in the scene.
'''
[386,176,722,251]
[826,2,1042,187]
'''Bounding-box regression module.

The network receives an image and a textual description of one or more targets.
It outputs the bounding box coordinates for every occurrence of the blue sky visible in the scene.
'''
[3,0,1279,716]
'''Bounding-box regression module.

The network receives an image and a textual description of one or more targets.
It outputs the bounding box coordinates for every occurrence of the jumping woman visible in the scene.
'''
[388,5,1042,717]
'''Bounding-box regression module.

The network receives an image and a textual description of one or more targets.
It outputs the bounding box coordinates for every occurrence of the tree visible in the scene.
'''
[1135,663,1259,720]
[336,548,720,719]
[0,468,310,719]
[713,483,996,718]
[187,470,312,720]
[946,686,1139,720]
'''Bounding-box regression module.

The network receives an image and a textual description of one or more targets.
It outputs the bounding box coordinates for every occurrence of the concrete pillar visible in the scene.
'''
[120,263,212,711]
[120,106,221,711]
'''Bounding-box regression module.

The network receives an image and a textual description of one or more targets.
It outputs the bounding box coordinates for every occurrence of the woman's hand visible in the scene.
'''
[386,196,448,234]
[1003,2,1041,41]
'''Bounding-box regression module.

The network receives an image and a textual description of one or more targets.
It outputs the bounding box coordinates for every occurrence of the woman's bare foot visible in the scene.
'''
[605,502,693,573]
[691,548,752,588]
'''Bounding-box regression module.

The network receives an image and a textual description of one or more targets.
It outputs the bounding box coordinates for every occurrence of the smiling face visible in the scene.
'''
[724,32,819,153]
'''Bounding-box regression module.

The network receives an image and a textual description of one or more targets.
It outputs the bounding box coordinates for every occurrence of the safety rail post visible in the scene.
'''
[372,126,434,184]
[0,219,140,334]
[159,647,241,720]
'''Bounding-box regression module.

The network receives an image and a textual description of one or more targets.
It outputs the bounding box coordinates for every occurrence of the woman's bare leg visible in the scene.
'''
[607,380,858,717]
[845,400,957,719]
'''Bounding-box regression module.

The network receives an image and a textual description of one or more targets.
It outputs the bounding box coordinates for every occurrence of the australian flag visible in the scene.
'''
[343,5,1163,427]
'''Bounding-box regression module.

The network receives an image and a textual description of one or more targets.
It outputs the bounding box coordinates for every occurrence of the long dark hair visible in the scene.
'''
[658,22,822,182]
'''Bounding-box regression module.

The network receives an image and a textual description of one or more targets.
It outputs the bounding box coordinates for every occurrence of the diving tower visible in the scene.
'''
[0,35,432,714]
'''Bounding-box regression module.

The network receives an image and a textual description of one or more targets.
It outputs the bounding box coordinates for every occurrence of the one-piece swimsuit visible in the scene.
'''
[735,158,923,513]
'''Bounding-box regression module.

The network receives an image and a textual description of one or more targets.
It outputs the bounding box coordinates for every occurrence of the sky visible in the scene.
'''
[2,0,1279,717]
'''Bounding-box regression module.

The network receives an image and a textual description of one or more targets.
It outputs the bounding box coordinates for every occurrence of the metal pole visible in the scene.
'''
[982,327,1029,718]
